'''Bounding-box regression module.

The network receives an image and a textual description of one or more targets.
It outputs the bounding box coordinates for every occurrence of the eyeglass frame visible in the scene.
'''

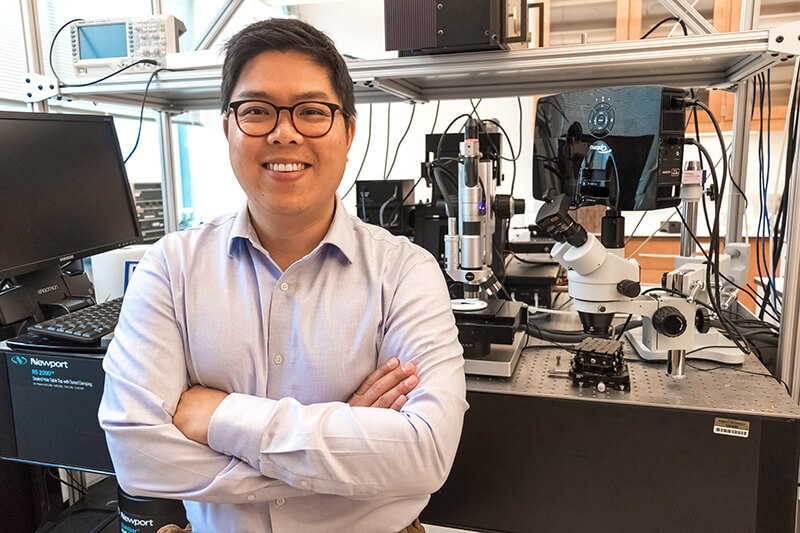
[226,99,349,138]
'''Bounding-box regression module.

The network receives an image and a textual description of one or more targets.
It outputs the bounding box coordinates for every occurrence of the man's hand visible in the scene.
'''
[173,385,228,445]
[347,357,418,411]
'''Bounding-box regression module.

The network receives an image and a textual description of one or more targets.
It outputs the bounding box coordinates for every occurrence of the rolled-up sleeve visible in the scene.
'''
[206,253,468,498]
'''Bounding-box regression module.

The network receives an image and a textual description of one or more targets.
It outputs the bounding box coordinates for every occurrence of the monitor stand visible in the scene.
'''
[0,265,94,341]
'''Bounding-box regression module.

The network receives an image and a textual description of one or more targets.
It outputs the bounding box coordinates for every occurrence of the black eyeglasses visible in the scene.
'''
[227,99,347,138]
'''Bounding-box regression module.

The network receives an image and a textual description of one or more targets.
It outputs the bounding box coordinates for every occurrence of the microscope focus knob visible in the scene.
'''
[494,195,525,219]
[617,279,641,298]
[652,306,687,337]
[695,308,711,334]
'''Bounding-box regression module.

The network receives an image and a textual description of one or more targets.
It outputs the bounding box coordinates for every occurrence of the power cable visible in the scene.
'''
[342,103,372,201]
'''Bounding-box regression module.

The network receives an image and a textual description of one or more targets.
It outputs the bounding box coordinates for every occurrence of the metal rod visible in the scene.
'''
[195,0,245,51]
[725,79,755,243]
[666,349,687,378]
[156,111,180,234]
[18,0,48,113]
[655,0,718,35]
[680,201,698,256]
[777,104,800,399]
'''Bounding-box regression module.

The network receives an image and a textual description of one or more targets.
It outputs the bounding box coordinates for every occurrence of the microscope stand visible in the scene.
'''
[625,327,744,364]
[464,330,527,377]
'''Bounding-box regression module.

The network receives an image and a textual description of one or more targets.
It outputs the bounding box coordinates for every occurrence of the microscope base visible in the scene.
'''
[626,328,744,364]
[464,330,526,377]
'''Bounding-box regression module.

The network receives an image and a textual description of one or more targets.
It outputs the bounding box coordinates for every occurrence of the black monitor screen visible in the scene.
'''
[0,112,142,278]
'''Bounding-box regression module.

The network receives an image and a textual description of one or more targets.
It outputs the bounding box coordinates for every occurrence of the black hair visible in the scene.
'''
[221,18,356,127]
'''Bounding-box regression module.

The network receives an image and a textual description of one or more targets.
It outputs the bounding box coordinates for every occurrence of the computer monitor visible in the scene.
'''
[532,86,687,211]
[0,111,142,328]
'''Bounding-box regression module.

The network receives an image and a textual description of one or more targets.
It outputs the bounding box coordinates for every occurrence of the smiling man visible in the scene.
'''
[98,18,467,533]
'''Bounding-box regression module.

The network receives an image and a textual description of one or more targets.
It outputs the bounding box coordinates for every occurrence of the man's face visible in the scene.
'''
[223,50,355,220]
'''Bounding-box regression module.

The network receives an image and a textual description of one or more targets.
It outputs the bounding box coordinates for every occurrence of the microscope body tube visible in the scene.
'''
[458,123,485,278]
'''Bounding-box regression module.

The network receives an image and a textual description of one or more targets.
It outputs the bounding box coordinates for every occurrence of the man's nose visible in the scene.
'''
[267,109,303,144]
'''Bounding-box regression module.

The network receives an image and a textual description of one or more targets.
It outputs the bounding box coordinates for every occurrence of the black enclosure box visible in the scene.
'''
[533,86,687,211]
[0,344,113,474]
[422,341,800,533]
[385,0,505,56]
[355,179,416,235]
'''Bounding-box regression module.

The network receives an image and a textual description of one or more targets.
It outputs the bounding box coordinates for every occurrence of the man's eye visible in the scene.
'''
[297,106,331,117]
[241,107,271,116]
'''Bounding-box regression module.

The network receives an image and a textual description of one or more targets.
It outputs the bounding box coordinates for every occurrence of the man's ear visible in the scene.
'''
[345,117,356,151]
[222,115,230,139]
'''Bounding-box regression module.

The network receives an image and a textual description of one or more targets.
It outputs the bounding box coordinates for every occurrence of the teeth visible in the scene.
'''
[267,162,306,172]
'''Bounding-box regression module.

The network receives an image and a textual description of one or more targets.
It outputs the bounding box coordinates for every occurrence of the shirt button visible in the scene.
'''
[241,456,250,464]
[247,494,255,501]
[279,282,289,292]
[300,480,309,488]
[223,450,232,456]
[276,497,286,507]
[273,354,284,366]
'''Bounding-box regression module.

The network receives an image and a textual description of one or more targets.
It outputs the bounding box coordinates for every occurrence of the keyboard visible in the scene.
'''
[28,298,123,343]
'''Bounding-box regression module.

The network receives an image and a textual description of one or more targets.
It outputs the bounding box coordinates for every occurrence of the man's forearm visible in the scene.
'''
[206,384,466,498]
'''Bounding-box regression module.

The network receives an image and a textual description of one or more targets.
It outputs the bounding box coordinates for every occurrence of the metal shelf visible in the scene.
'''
[58,22,800,112]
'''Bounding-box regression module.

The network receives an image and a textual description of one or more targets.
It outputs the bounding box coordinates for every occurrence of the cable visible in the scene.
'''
[516,97,524,167]
[682,131,751,353]
[342,103,372,201]
[435,113,472,162]
[383,102,391,180]
[48,468,87,495]
[675,206,780,322]
[483,118,519,195]
[49,18,158,88]
[640,16,688,39]
[385,103,416,180]
[616,314,633,340]
[685,361,790,395]
[385,174,426,229]
[624,211,648,245]
[627,211,677,258]
[430,100,440,135]
[124,67,169,163]
[359,191,368,221]
[378,190,399,228]
[469,98,482,117]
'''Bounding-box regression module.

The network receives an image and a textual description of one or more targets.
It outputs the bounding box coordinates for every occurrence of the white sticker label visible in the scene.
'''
[713,417,750,438]
[682,169,704,185]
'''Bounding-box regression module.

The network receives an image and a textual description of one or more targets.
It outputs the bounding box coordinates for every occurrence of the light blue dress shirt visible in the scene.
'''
[98,196,468,532]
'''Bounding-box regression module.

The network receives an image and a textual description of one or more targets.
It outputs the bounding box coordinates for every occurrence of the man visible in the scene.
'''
[98,18,468,533]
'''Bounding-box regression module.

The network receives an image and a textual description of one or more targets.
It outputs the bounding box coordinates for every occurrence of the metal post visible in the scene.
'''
[18,0,48,113]
[195,0,245,51]
[777,112,800,399]
[157,111,180,234]
[725,81,755,242]
[725,0,760,243]
[656,0,718,35]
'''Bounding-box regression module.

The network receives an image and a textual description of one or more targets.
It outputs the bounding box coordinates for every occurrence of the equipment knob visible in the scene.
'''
[494,194,512,219]
[652,306,687,337]
[695,308,711,334]
[617,279,640,298]
[494,195,525,219]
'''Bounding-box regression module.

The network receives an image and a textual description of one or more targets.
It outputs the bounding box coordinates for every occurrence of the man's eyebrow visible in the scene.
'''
[234,90,334,101]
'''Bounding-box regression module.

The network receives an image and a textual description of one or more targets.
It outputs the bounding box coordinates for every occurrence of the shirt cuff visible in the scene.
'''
[207,392,276,468]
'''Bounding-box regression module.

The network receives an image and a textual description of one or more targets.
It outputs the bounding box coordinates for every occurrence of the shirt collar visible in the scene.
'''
[320,195,356,264]
[227,203,258,257]
[227,196,356,264]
